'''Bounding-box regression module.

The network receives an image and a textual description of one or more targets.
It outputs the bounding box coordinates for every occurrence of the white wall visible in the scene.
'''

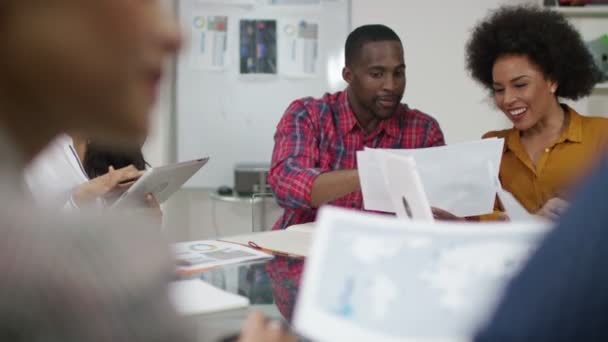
[148,0,606,241]
[143,0,177,168]
[351,0,537,143]
[556,14,608,115]
[143,0,284,242]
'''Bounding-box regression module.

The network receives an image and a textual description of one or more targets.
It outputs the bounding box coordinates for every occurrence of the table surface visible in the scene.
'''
[186,260,293,342]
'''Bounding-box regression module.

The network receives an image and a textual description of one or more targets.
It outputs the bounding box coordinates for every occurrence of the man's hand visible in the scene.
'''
[432,208,511,221]
[73,165,144,205]
[431,207,466,221]
[310,169,359,208]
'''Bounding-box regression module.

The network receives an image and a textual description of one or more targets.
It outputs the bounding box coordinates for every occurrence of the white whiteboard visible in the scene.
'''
[176,0,351,188]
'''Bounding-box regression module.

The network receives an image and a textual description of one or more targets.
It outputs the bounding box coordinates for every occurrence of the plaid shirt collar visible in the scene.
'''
[339,89,403,138]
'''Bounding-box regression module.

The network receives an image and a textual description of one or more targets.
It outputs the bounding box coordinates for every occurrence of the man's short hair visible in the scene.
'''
[345,24,402,67]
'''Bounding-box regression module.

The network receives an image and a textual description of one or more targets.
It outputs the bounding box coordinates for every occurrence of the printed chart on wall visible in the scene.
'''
[188,14,229,70]
[240,19,278,75]
[279,19,320,78]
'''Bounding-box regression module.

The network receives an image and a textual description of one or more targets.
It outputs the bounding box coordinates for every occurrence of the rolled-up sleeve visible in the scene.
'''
[424,117,446,147]
[269,100,326,210]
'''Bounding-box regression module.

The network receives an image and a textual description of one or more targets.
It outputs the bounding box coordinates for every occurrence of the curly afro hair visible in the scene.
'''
[466,5,602,100]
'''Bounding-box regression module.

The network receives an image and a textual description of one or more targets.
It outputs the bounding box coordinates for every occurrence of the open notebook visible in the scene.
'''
[220,223,314,258]
[169,279,249,316]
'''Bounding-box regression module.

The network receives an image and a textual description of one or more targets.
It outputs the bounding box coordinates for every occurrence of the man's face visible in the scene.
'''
[0,0,181,144]
[344,40,406,120]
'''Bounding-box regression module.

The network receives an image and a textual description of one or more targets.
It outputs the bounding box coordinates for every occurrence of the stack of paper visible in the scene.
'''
[358,138,504,217]
[174,240,273,275]
[294,207,550,342]
[169,279,249,316]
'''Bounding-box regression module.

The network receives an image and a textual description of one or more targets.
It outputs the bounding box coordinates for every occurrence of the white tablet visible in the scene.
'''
[112,157,209,208]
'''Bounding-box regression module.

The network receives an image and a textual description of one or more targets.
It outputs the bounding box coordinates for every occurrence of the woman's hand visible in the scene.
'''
[537,198,569,221]
[73,165,143,205]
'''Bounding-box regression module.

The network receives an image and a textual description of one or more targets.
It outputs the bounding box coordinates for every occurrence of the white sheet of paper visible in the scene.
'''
[386,138,504,217]
[357,150,394,212]
[487,164,541,223]
[497,188,541,222]
[360,138,504,217]
[379,152,433,221]
[294,207,550,342]
[169,279,249,316]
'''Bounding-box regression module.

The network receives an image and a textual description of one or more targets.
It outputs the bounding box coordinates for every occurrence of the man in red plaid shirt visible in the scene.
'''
[267,24,445,320]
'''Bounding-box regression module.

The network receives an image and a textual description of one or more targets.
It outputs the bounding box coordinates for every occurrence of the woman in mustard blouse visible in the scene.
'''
[466,6,608,220]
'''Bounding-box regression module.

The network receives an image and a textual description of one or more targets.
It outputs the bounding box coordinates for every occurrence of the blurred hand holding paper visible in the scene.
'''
[294,207,549,342]
[358,139,504,217]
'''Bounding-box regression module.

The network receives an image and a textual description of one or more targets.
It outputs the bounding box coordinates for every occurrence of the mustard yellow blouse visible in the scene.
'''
[484,105,608,215]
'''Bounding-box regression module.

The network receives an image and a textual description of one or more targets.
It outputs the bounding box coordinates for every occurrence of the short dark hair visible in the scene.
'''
[345,24,402,67]
[466,5,601,100]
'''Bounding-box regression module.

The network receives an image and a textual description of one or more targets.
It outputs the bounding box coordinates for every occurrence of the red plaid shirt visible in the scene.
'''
[267,90,445,320]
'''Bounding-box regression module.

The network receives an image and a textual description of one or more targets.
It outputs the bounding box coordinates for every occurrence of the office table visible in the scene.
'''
[183,260,298,342]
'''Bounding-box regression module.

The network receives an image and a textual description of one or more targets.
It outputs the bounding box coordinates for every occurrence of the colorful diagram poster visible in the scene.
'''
[279,19,320,78]
[189,15,229,71]
[239,19,278,75]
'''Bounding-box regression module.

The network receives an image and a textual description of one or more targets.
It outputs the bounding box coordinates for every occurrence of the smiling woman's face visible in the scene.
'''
[492,54,558,131]
[0,0,181,143]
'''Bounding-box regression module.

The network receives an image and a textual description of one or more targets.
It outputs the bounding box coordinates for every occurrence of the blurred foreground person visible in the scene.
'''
[0,0,294,341]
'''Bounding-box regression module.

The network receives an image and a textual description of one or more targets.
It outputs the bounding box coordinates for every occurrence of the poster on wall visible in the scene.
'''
[239,19,278,75]
[188,15,229,71]
[279,19,320,78]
